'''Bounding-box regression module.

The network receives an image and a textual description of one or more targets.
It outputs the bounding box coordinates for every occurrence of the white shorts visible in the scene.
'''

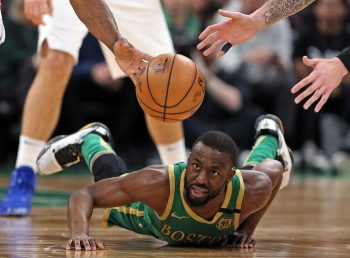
[0,8,5,44]
[38,0,174,78]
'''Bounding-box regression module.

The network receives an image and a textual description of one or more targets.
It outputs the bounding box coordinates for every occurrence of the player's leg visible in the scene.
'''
[100,0,187,164]
[144,115,186,164]
[36,123,127,181]
[0,0,88,216]
[242,114,294,189]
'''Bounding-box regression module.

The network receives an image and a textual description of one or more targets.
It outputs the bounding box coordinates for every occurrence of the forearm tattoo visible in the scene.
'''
[263,0,316,25]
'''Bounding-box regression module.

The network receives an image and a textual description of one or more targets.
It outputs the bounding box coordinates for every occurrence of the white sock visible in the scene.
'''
[156,138,187,165]
[16,135,46,173]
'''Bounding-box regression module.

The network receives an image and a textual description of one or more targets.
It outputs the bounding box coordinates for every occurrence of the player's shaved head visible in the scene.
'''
[192,131,237,166]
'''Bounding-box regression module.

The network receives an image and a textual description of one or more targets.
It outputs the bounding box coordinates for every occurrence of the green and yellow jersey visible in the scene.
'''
[102,162,245,246]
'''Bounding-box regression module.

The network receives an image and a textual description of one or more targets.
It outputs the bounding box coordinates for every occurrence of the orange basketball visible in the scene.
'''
[136,53,205,122]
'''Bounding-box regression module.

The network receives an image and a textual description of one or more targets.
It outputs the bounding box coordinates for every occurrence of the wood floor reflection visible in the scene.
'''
[1,176,350,257]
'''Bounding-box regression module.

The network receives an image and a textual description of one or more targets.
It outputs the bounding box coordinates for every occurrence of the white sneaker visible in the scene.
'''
[36,122,111,175]
[255,114,294,189]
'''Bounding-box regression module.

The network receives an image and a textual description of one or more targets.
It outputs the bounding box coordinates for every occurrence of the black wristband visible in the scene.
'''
[336,47,350,73]
[220,42,233,54]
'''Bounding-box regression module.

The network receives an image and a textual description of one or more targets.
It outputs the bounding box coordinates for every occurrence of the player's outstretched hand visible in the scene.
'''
[66,234,104,251]
[224,231,256,249]
[24,0,53,26]
[113,38,152,86]
[291,56,348,112]
[197,9,258,58]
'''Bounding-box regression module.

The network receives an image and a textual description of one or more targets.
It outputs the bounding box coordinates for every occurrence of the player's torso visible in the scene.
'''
[145,163,245,246]
[103,163,245,246]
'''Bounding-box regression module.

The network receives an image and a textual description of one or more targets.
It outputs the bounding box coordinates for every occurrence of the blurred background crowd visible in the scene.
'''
[1,0,350,173]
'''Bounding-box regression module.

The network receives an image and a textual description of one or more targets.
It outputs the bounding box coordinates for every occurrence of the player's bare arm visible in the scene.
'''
[66,165,170,250]
[197,0,316,57]
[226,160,283,248]
[70,0,152,83]
[24,0,53,26]
[69,0,120,51]
[261,0,316,27]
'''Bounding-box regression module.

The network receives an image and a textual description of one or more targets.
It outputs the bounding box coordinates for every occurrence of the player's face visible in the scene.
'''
[185,142,234,206]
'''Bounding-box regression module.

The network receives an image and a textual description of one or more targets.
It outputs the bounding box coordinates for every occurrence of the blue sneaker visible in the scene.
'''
[0,166,36,216]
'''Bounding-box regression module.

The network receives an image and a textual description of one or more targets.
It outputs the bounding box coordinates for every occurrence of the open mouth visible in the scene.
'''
[190,185,209,199]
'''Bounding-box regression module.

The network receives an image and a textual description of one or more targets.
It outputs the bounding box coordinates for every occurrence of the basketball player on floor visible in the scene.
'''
[36,114,293,249]
[0,0,187,216]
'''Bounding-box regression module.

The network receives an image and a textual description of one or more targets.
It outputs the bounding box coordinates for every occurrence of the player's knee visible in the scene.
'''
[42,50,75,72]
[255,158,283,188]
[92,154,127,182]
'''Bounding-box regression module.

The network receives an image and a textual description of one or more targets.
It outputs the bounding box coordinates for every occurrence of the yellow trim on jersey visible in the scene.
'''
[233,169,245,229]
[242,135,267,167]
[115,206,144,216]
[180,170,233,224]
[157,165,175,220]
[102,208,113,228]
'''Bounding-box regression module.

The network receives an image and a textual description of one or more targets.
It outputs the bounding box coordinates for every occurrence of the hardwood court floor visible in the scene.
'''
[1,175,350,257]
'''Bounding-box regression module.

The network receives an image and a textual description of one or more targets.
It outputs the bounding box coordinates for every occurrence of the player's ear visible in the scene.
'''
[226,167,236,184]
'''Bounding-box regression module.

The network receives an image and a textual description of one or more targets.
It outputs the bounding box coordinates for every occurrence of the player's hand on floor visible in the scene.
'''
[113,38,152,86]
[24,0,53,26]
[66,234,104,251]
[197,9,258,58]
[224,231,256,249]
[291,56,348,112]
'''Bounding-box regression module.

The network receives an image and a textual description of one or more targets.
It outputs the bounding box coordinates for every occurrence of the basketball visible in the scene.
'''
[136,53,205,122]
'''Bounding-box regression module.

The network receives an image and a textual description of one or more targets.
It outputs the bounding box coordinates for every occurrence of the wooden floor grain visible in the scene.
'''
[1,176,350,257]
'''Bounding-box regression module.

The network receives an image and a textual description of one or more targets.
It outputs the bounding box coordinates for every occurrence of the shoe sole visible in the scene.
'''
[0,208,31,216]
[282,147,295,188]
[36,135,67,170]
[255,114,285,135]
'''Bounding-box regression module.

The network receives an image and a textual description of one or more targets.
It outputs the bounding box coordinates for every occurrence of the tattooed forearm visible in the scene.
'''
[263,0,316,25]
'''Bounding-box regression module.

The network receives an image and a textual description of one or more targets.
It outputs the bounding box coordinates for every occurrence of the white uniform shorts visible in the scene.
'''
[38,0,174,79]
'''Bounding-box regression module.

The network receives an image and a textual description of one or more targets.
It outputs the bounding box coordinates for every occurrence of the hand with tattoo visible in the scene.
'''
[197,0,316,57]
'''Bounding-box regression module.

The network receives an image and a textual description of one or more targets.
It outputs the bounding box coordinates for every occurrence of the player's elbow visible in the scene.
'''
[255,159,283,189]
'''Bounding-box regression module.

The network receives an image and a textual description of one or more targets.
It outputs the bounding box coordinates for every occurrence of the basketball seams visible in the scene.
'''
[136,93,164,113]
[137,93,203,115]
[137,53,205,122]
[162,54,177,121]
[166,61,198,108]
[145,56,164,108]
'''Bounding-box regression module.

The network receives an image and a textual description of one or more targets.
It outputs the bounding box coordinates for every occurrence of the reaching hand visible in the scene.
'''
[291,56,348,112]
[113,38,152,86]
[224,231,256,249]
[66,234,104,251]
[197,9,258,58]
[24,0,53,26]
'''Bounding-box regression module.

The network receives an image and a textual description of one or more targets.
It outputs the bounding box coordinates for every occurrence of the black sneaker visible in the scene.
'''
[36,122,111,175]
